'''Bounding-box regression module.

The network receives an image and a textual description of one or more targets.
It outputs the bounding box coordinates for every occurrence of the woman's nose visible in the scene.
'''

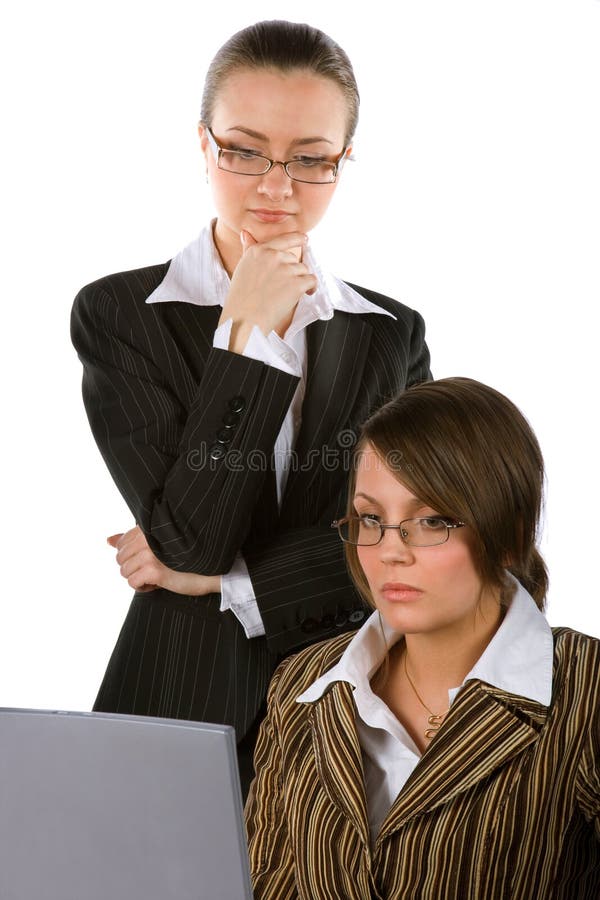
[378,527,416,565]
[257,162,294,199]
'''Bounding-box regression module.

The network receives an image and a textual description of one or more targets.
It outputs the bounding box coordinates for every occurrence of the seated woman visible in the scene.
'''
[245,377,599,900]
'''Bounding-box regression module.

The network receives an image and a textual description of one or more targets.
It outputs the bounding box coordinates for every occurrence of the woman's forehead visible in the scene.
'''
[355,449,413,494]
[211,68,348,144]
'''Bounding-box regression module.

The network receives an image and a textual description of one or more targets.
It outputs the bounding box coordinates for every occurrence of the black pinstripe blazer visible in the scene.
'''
[71,261,430,739]
[246,627,600,899]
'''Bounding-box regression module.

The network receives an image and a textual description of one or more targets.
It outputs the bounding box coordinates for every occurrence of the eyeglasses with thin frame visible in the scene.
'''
[203,125,349,184]
[332,515,466,547]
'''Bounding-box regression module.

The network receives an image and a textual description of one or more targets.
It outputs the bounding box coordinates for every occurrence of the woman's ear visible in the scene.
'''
[198,122,209,155]
[198,123,210,181]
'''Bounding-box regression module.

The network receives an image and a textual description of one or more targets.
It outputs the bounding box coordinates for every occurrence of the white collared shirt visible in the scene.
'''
[297,577,554,846]
[146,222,394,637]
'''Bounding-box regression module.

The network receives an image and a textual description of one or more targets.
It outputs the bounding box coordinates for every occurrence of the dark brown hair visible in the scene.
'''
[200,20,360,146]
[345,377,548,610]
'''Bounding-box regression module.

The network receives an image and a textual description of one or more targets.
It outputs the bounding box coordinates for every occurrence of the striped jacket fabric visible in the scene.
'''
[245,627,600,899]
[71,263,430,765]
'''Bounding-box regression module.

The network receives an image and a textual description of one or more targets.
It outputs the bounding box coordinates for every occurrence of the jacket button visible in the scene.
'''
[222,411,239,428]
[320,614,335,631]
[334,612,348,628]
[209,444,226,461]
[348,609,366,624]
[216,428,233,444]
[229,396,246,413]
[300,618,319,634]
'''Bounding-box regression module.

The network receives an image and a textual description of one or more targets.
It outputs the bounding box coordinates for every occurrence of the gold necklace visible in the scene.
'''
[403,652,449,741]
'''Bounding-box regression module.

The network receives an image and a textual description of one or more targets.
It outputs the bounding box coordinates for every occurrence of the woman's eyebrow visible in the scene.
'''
[353,492,381,505]
[225,126,333,146]
[354,492,431,512]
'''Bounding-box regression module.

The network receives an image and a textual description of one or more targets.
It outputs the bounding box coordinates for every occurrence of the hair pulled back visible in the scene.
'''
[201,20,359,145]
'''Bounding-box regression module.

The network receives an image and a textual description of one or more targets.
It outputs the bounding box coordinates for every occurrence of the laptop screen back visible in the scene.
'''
[0,708,253,900]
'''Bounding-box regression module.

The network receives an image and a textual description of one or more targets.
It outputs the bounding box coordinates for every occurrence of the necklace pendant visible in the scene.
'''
[424,713,445,741]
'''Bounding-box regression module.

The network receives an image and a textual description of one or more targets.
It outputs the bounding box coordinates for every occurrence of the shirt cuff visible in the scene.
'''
[212,318,233,351]
[219,553,266,639]
[213,319,301,376]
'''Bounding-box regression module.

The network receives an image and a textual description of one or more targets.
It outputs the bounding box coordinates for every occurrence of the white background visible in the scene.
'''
[1,0,598,710]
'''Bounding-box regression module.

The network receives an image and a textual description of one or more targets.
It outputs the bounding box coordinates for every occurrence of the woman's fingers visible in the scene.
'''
[223,230,317,347]
[107,526,222,596]
[107,525,148,565]
[240,229,257,248]
[126,563,161,591]
[241,230,307,253]
[119,546,157,580]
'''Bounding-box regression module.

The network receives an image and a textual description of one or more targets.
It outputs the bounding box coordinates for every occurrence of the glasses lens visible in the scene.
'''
[286,160,336,183]
[403,518,449,547]
[339,517,381,545]
[219,150,270,176]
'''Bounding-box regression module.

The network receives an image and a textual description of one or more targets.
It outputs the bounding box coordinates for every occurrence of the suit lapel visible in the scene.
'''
[308,681,370,849]
[281,313,373,514]
[377,681,548,842]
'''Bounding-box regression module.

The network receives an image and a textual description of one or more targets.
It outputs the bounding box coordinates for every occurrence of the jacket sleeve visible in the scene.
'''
[245,661,299,899]
[406,309,432,385]
[575,654,600,843]
[71,280,299,575]
[247,520,365,653]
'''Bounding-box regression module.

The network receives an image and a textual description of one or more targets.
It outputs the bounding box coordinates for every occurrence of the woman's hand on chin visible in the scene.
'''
[107,526,221,596]
[220,229,317,352]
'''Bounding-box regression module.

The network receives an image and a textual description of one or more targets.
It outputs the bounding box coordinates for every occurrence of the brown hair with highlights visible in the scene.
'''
[200,20,360,146]
[345,377,548,610]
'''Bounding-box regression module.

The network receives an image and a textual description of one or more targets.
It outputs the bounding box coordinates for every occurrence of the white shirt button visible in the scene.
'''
[281,352,293,364]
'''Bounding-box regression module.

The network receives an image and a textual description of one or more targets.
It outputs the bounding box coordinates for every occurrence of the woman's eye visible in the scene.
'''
[420,517,446,530]
[294,156,326,168]
[230,147,263,160]
[358,514,381,529]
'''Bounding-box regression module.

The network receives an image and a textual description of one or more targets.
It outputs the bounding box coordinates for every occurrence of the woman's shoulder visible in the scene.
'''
[552,626,600,663]
[74,261,170,310]
[269,631,356,704]
[71,262,172,350]
[551,627,600,708]
[552,625,600,651]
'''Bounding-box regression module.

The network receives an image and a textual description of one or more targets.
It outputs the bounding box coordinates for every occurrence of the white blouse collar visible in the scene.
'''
[144,221,396,322]
[297,576,554,708]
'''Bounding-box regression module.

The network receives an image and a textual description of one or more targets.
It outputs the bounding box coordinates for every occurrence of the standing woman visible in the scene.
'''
[71,20,430,791]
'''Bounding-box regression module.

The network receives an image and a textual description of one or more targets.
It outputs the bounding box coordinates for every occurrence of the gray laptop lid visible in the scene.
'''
[0,708,253,900]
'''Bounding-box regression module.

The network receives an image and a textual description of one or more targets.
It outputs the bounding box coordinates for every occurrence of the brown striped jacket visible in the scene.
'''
[245,627,600,899]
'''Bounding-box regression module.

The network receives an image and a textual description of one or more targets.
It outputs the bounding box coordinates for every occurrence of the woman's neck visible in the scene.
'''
[402,600,505,694]
[212,221,241,277]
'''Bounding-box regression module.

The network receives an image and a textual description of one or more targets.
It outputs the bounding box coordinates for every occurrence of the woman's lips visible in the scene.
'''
[249,208,293,224]
[381,583,423,603]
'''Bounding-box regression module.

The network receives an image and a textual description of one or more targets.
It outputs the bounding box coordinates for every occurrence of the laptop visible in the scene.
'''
[0,708,253,899]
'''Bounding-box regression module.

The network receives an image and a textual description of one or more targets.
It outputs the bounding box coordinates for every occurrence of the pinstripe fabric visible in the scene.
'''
[246,627,600,899]
[71,263,430,755]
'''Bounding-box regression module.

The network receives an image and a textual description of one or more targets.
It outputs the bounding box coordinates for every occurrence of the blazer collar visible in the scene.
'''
[308,680,371,849]
[144,221,395,321]
[306,668,549,852]
[376,679,549,847]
